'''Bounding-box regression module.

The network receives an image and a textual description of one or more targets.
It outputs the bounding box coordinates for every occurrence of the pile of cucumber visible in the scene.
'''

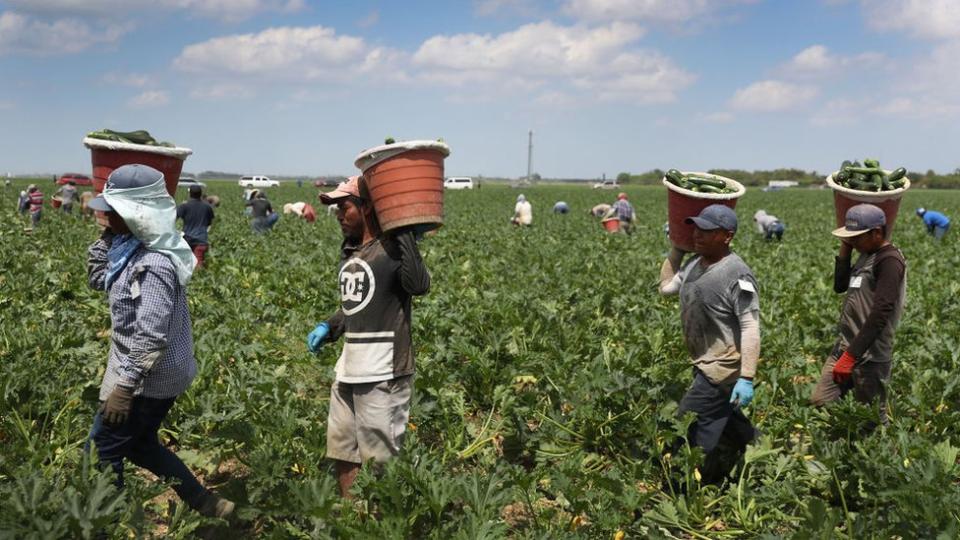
[834,159,907,192]
[664,169,737,194]
[87,129,175,147]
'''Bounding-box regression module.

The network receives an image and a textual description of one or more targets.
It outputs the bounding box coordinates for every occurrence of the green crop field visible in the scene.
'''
[2,180,959,538]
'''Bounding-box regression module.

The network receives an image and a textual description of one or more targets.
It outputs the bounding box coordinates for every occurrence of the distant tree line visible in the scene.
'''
[616,168,960,188]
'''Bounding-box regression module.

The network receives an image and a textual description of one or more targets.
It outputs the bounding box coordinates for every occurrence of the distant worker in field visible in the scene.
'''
[55,180,79,214]
[512,194,532,226]
[610,192,636,234]
[246,190,278,233]
[84,164,234,521]
[176,185,215,269]
[589,203,611,218]
[18,189,29,214]
[307,175,431,498]
[811,204,906,428]
[659,204,760,484]
[205,195,220,208]
[283,201,317,223]
[753,210,785,241]
[915,207,950,240]
[553,201,569,214]
[27,185,43,227]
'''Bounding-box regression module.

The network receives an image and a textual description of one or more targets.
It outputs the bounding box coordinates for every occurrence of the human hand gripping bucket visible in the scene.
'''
[83,136,192,227]
[354,140,451,233]
[825,170,910,240]
[662,172,745,251]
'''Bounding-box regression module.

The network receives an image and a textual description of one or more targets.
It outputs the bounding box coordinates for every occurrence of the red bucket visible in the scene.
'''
[663,172,745,251]
[355,141,451,233]
[826,172,909,240]
[51,197,62,209]
[602,218,620,233]
[84,137,192,196]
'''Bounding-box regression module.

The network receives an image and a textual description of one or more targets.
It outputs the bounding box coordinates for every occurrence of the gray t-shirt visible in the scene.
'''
[679,253,760,384]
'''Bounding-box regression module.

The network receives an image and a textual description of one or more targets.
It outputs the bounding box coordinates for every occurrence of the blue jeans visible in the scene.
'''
[764,222,784,240]
[87,396,206,506]
[934,224,949,240]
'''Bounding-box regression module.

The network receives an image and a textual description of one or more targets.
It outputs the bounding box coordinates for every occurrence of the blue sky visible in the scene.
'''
[1,0,958,178]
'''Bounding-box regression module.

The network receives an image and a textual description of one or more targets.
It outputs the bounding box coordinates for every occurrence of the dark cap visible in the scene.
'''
[832,203,886,238]
[685,204,738,232]
[189,184,203,196]
[87,164,164,212]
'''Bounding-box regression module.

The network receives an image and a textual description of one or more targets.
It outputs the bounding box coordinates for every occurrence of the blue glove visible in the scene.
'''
[307,322,330,353]
[730,378,754,408]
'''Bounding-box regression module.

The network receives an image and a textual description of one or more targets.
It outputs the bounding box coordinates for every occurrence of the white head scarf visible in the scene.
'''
[103,175,195,285]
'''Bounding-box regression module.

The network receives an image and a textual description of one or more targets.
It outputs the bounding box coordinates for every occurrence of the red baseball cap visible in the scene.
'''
[319,175,363,205]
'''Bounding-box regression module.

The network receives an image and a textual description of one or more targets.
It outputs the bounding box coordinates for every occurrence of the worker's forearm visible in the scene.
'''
[658,247,685,295]
[739,310,760,378]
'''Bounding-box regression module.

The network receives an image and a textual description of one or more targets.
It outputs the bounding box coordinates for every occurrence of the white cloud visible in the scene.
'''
[873,40,960,119]
[127,90,169,108]
[563,0,756,23]
[103,72,151,87]
[357,9,379,28]
[809,98,866,126]
[780,44,886,78]
[189,83,255,100]
[5,0,304,22]
[0,12,129,55]
[703,111,735,123]
[173,26,397,81]
[730,80,819,112]
[533,91,575,107]
[861,0,960,40]
[413,21,694,103]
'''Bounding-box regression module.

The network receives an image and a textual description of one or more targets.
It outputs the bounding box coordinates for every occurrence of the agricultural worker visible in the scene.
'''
[811,204,906,427]
[512,194,533,226]
[658,204,760,484]
[17,189,29,214]
[553,201,570,214]
[611,192,636,234]
[915,207,950,240]
[84,164,234,520]
[246,190,278,233]
[589,203,611,218]
[27,184,43,226]
[307,175,430,498]
[176,185,215,269]
[55,180,79,214]
[753,210,785,241]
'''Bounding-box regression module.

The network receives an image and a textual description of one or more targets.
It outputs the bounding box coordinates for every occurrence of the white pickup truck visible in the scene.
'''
[238,175,279,188]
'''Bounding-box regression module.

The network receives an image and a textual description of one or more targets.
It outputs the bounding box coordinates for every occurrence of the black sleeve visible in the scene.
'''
[383,230,431,296]
[207,205,215,222]
[847,254,905,359]
[326,309,345,342]
[244,200,253,207]
[176,204,184,220]
[834,256,851,293]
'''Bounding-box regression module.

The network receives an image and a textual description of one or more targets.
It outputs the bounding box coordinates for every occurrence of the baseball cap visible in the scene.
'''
[87,164,164,212]
[832,204,886,238]
[189,184,202,196]
[617,192,627,200]
[685,204,738,232]
[319,175,363,205]
[916,207,926,216]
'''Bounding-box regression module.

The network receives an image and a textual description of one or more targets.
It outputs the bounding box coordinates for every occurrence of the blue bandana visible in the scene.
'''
[104,234,143,290]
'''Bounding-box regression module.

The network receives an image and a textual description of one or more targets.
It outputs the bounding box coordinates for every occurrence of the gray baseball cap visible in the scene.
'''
[685,204,738,232]
[87,164,164,212]
[832,203,886,238]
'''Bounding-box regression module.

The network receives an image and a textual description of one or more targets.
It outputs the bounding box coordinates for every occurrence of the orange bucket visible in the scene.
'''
[83,137,192,197]
[826,171,909,240]
[662,172,745,251]
[602,218,620,233]
[355,140,451,233]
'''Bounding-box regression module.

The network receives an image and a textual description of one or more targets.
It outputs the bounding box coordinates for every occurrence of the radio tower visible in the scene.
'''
[525,129,533,185]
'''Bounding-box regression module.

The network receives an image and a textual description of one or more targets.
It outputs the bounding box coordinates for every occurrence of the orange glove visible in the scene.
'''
[832,351,856,385]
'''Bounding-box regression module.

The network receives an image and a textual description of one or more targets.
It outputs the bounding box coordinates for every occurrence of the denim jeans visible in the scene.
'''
[87,396,206,506]
[934,224,949,240]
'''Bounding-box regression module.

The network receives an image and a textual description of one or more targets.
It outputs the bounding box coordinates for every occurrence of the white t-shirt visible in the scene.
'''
[514,201,533,225]
[754,211,780,233]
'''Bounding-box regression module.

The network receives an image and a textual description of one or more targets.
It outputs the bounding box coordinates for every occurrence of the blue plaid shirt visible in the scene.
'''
[88,237,196,400]
[612,199,635,222]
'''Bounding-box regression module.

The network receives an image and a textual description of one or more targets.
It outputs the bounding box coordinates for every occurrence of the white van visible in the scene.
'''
[444,177,474,190]
[238,175,279,188]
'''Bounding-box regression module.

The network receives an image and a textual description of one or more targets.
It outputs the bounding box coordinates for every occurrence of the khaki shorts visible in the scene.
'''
[326,375,412,464]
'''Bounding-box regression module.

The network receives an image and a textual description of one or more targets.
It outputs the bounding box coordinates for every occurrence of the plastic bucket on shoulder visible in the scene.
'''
[663,172,745,251]
[602,218,620,233]
[84,137,192,196]
[826,172,909,240]
[355,141,451,233]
